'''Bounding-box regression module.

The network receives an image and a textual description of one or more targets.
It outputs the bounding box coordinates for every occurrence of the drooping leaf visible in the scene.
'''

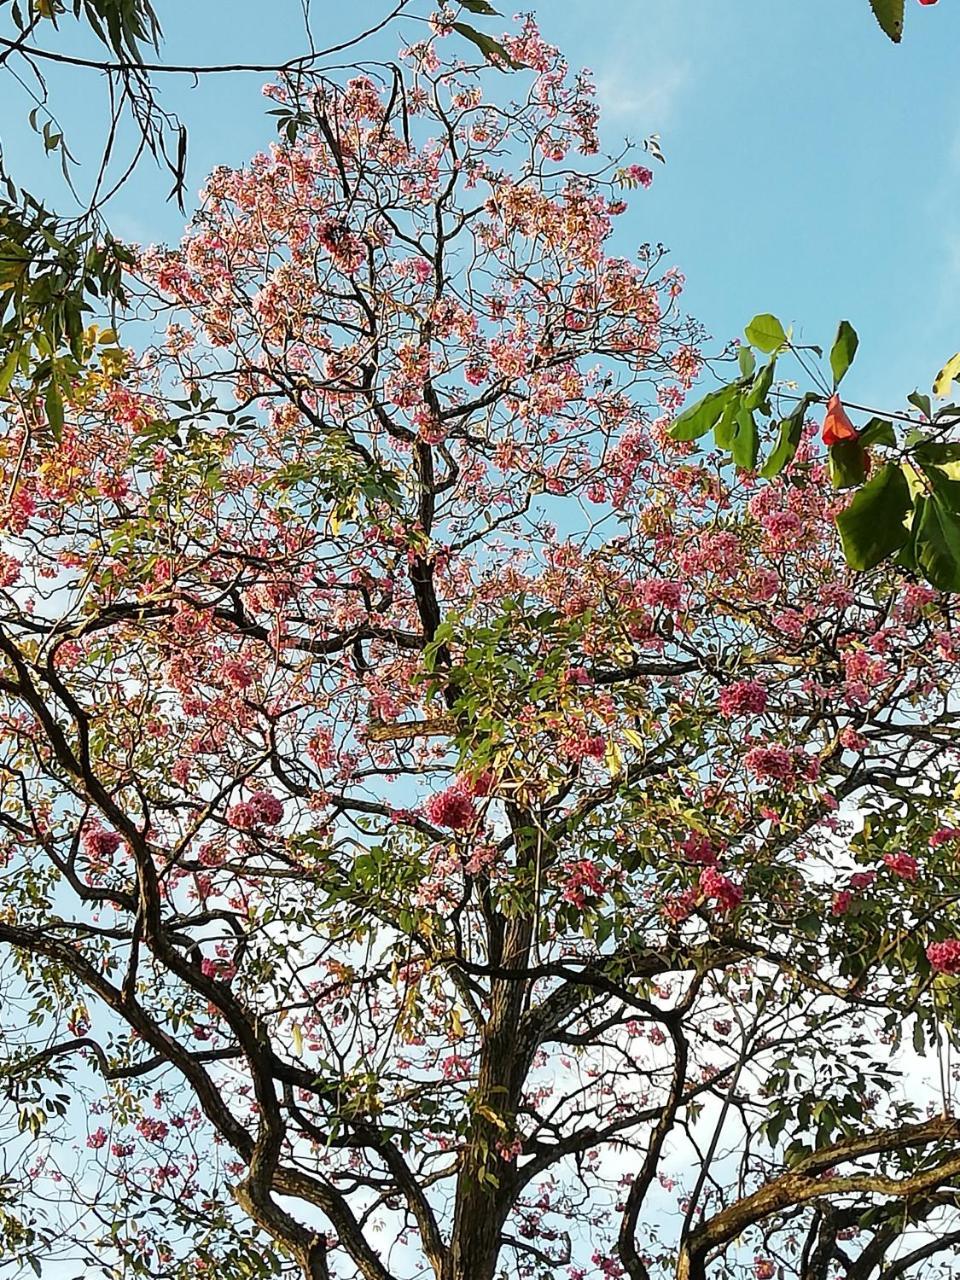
[836,463,912,570]
[933,352,960,399]
[759,394,816,479]
[858,417,897,449]
[714,397,738,450]
[744,358,776,412]
[914,494,960,591]
[868,0,905,41]
[828,439,869,490]
[737,346,756,379]
[451,22,521,68]
[668,384,738,442]
[744,313,787,354]
[829,320,859,388]
[731,406,759,472]
[459,0,500,11]
[908,390,932,418]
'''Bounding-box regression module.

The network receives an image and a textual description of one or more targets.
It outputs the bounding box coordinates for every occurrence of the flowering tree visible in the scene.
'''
[4,16,960,1280]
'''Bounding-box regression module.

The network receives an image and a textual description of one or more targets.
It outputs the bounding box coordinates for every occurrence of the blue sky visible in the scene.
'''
[7,0,960,409]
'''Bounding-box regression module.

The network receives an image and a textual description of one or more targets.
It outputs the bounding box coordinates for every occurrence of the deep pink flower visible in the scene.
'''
[82,826,122,859]
[883,851,918,882]
[249,791,284,826]
[698,867,743,914]
[718,680,767,719]
[425,786,476,831]
[928,940,960,975]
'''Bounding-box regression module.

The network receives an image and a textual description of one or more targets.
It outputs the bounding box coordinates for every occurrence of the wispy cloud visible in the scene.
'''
[595,60,690,134]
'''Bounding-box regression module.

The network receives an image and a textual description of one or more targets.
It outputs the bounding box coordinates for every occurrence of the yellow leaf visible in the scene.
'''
[934,352,960,399]
[291,1023,304,1057]
[604,739,624,778]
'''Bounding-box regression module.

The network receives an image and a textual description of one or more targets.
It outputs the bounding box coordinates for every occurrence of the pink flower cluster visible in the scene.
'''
[425,784,477,831]
[744,743,819,786]
[698,866,743,914]
[82,826,123,859]
[227,790,284,830]
[718,680,767,719]
[639,578,683,612]
[562,859,606,909]
[927,940,960,975]
[883,851,918,882]
[679,831,718,867]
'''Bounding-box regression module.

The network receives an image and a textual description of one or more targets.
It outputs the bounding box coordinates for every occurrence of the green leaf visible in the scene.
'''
[829,320,859,388]
[0,348,19,396]
[451,22,520,67]
[737,346,756,379]
[668,384,737,442]
[836,463,912,571]
[731,406,758,471]
[744,358,776,412]
[914,494,960,592]
[934,352,960,399]
[869,0,905,42]
[744,314,787,354]
[714,397,738,451]
[908,390,932,418]
[828,439,869,490]
[858,417,897,449]
[759,394,816,478]
[459,0,500,11]
[44,379,63,440]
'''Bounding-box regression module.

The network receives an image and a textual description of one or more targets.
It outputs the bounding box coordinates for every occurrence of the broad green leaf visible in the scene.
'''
[451,22,521,67]
[858,417,897,449]
[44,379,63,440]
[737,346,756,379]
[759,394,816,478]
[714,397,738,450]
[668,384,737,442]
[869,0,904,42]
[829,320,859,388]
[744,358,776,412]
[914,495,960,591]
[459,0,500,11]
[933,352,960,399]
[828,439,869,490]
[731,406,758,471]
[836,463,912,570]
[908,390,932,418]
[0,348,19,396]
[744,313,787,354]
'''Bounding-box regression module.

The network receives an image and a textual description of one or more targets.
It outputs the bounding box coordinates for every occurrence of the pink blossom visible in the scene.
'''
[679,831,718,867]
[744,743,795,784]
[562,859,606,909]
[249,791,284,826]
[927,940,960,975]
[425,786,476,831]
[883,851,918,882]
[698,866,743,913]
[831,890,852,917]
[82,826,122,859]
[718,680,767,719]
[87,1127,108,1149]
[639,578,683,611]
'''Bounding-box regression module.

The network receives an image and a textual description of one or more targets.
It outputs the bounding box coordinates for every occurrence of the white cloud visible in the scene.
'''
[595,60,690,131]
